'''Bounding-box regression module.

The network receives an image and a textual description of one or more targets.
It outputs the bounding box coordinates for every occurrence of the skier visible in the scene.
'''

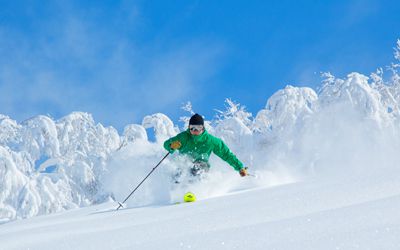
[163,113,248,179]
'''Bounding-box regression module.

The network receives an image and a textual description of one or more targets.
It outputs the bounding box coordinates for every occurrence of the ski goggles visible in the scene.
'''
[189,125,204,132]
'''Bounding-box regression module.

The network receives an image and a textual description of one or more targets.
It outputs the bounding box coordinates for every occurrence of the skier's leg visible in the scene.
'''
[190,161,210,177]
[173,167,183,184]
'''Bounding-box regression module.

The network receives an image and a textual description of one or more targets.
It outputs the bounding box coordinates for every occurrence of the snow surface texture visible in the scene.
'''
[2,42,400,224]
[1,171,400,250]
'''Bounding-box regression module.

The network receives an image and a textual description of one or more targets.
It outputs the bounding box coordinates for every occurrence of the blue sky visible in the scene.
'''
[0,0,399,131]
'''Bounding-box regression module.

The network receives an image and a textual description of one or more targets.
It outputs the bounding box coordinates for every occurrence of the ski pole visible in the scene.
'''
[116,152,170,210]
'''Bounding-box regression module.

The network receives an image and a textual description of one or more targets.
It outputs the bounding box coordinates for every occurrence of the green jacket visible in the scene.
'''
[163,129,244,171]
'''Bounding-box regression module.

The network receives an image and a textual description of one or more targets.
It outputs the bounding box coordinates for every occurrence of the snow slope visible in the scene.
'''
[1,170,400,250]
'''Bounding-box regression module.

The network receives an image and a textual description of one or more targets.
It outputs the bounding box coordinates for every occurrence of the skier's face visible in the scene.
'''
[189,125,204,136]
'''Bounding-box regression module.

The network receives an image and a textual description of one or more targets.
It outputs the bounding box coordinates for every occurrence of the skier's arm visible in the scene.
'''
[163,136,177,153]
[212,138,244,171]
[163,132,184,153]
